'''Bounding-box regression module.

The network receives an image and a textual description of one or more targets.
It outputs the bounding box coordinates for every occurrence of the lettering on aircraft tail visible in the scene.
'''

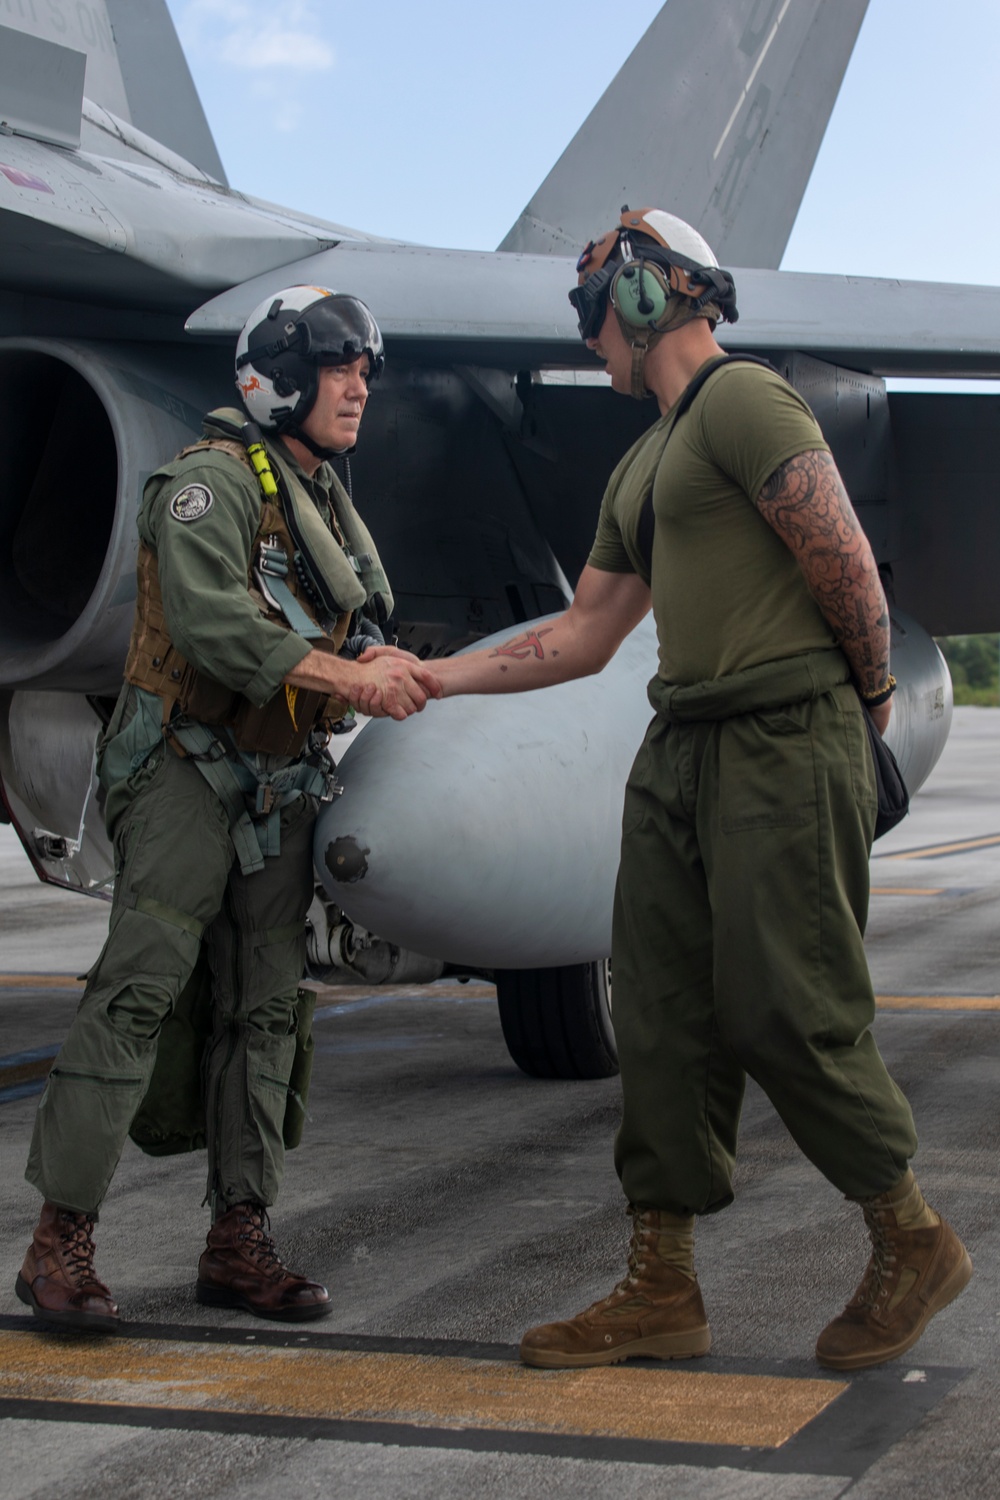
[711,0,791,219]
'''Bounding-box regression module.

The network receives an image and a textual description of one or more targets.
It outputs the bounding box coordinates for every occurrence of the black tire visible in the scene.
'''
[495,960,617,1079]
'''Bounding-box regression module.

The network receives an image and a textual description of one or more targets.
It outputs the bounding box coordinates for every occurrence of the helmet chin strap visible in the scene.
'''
[282,422,355,460]
[629,334,655,400]
[620,299,717,400]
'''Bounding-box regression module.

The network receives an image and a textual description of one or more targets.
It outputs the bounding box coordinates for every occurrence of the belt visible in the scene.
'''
[648,648,850,723]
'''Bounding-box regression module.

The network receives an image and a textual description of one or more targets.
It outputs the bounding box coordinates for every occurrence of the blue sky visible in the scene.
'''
[163,1,1000,386]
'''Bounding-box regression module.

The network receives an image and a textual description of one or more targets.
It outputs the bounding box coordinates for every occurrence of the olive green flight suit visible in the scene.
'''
[26,732,317,1214]
[25,423,372,1217]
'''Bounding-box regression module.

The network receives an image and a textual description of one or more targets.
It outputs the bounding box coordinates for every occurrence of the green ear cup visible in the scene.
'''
[611,261,672,328]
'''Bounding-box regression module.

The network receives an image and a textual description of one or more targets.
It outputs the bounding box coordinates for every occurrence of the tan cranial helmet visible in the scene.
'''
[569,207,738,398]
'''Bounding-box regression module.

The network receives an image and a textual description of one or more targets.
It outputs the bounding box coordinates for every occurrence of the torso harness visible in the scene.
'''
[122,410,393,874]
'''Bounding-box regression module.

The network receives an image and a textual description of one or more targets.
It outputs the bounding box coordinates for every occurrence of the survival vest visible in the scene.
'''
[124,409,393,758]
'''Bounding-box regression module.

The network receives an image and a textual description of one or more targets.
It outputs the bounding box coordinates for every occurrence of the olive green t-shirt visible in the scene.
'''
[588,362,837,684]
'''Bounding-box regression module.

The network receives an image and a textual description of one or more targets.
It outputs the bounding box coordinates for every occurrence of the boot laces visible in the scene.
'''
[58,1211,99,1286]
[235,1204,287,1277]
[856,1202,899,1308]
[607,1212,658,1298]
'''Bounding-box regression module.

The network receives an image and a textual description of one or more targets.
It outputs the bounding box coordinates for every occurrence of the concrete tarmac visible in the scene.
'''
[0,708,998,1498]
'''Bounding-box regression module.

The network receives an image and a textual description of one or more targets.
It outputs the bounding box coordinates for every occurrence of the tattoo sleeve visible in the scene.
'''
[756,450,889,696]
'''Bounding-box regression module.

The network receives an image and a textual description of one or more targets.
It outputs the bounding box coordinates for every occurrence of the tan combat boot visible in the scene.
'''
[816,1172,972,1371]
[519,1206,711,1369]
[196,1202,331,1322]
[15,1200,119,1333]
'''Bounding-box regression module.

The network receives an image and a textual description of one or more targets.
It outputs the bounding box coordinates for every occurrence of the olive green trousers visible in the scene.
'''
[26,745,317,1216]
[612,653,918,1216]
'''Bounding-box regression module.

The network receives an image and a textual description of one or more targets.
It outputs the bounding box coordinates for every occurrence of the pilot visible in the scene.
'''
[16,287,441,1332]
[388,210,971,1371]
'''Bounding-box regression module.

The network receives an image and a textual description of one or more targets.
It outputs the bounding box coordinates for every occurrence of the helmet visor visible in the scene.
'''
[568,263,616,343]
[299,298,385,380]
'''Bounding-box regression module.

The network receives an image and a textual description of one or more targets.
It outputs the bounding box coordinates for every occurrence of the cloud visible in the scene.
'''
[272,100,306,135]
[175,0,335,73]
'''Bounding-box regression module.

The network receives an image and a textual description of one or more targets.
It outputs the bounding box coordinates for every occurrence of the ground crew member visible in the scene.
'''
[17,287,441,1331]
[375,209,972,1371]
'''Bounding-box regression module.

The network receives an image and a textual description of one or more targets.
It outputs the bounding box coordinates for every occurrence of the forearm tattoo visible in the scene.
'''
[756,450,889,695]
[487,626,556,673]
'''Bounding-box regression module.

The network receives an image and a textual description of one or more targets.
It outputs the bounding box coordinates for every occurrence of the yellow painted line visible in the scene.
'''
[876,995,1000,1011]
[0,975,84,990]
[0,1333,845,1450]
[883,833,1000,861]
[871,887,945,897]
[308,980,497,1002]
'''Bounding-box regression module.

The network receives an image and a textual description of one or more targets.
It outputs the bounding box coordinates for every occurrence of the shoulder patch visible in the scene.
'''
[169,484,214,522]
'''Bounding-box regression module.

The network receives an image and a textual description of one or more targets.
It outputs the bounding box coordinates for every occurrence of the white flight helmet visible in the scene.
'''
[234,285,384,434]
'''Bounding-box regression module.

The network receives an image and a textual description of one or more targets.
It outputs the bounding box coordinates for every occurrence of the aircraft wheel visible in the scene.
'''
[494,960,617,1079]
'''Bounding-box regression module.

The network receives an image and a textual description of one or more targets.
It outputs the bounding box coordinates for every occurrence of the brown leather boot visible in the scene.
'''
[816,1187,972,1371]
[15,1201,119,1333]
[519,1206,711,1369]
[196,1202,331,1322]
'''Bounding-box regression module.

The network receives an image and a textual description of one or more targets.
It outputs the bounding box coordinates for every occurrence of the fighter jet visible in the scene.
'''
[1,1,990,1081]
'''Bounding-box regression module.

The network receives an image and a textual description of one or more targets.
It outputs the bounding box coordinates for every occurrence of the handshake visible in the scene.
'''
[349,643,443,722]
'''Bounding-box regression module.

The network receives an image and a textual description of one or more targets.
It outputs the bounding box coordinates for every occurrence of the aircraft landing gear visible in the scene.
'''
[494,960,617,1079]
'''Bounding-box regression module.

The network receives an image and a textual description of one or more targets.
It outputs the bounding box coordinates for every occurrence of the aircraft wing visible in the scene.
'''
[186,245,1000,380]
[0,119,351,308]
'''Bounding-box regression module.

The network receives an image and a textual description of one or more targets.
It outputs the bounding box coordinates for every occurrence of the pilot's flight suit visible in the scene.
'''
[26,410,391,1217]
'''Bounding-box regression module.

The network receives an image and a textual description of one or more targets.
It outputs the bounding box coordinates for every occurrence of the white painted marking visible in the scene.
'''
[713,0,793,162]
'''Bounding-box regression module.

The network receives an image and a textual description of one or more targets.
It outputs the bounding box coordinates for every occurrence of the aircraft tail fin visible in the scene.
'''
[0,0,227,184]
[105,1,227,184]
[498,0,868,269]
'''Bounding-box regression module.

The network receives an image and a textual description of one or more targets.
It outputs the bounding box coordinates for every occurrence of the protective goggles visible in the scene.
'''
[567,261,617,342]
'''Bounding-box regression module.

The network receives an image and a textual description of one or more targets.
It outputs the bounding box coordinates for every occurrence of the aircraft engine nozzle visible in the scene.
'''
[0,337,227,694]
[314,611,952,970]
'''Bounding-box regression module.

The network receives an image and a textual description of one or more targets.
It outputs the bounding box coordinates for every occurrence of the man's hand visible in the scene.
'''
[357,644,417,666]
[350,653,442,721]
[285,646,441,721]
[868,699,892,738]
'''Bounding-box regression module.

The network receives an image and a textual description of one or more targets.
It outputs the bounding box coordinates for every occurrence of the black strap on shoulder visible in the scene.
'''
[635,354,774,577]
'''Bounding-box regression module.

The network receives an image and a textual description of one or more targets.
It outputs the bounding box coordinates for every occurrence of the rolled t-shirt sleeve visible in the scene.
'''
[587,448,641,575]
[696,366,830,501]
[588,499,635,573]
[145,462,311,706]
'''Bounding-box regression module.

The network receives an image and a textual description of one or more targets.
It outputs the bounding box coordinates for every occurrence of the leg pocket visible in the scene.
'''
[833,688,879,814]
[26,1064,148,1213]
[245,1032,297,1204]
[621,717,665,837]
[719,707,817,833]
